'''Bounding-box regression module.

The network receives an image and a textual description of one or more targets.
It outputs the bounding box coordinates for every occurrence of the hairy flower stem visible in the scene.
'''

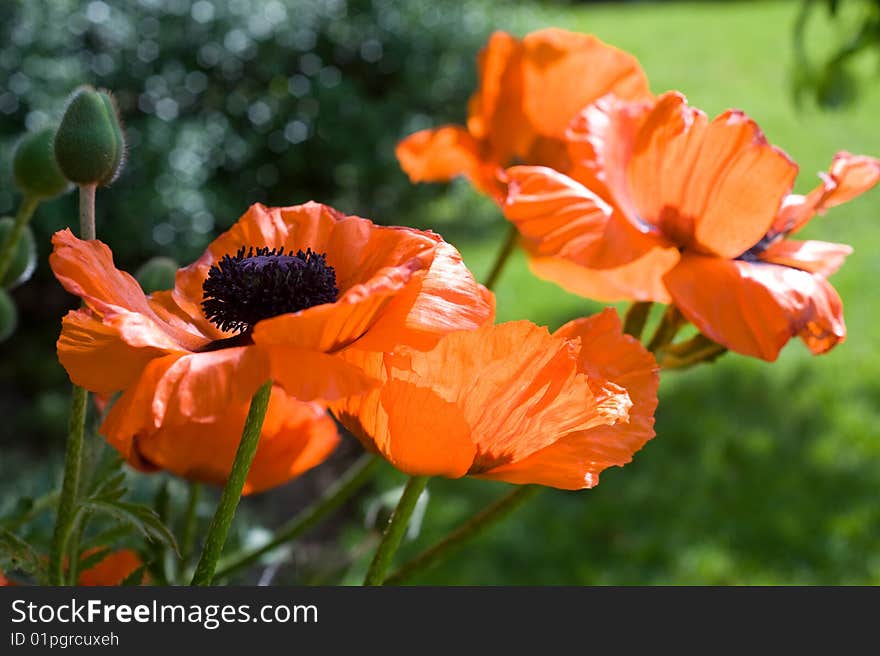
[214,454,381,581]
[646,305,685,352]
[623,301,653,340]
[191,380,273,586]
[48,385,88,585]
[49,184,99,586]
[385,485,540,585]
[363,475,430,586]
[483,224,518,291]
[0,195,38,282]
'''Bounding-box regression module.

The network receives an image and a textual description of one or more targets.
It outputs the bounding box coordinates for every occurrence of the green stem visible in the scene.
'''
[646,305,685,353]
[79,184,96,240]
[0,195,39,282]
[48,384,88,585]
[622,301,652,340]
[363,475,430,586]
[385,485,540,585]
[483,224,518,291]
[214,454,381,582]
[191,380,273,586]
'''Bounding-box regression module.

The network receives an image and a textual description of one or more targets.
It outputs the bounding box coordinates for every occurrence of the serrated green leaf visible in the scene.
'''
[76,546,112,573]
[83,500,180,557]
[0,529,47,584]
[121,563,148,586]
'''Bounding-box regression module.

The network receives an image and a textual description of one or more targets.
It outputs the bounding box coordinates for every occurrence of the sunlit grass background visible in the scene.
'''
[2,0,878,585]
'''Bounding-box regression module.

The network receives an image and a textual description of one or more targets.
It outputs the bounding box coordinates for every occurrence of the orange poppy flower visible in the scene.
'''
[505,92,880,360]
[78,549,144,586]
[50,202,492,492]
[396,28,650,201]
[0,569,12,585]
[333,308,658,489]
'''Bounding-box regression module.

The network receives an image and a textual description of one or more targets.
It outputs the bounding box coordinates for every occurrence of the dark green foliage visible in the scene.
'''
[0,217,37,288]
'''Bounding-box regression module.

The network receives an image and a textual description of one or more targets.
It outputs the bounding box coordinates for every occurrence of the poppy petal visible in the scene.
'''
[50,229,208,351]
[131,386,339,495]
[758,239,852,277]
[772,151,880,235]
[395,126,503,200]
[58,309,181,395]
[528,247,679,303]
[78,550,144,586]
[266,346,381,402]
[627,93,798,258]
[664,253,846,361]
[504,165,668,269]
[481,308,658,489]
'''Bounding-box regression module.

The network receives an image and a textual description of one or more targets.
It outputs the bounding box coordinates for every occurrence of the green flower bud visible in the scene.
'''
[136,256,179,293]
[13,126,71,199]
[0,217,37,289]
[0,289,18,342]
[54,86,126,186]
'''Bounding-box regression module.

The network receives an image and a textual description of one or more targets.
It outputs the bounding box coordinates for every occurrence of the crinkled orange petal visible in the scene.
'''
[78,550,144,586]
[528,247,679,303]
[58,309,180,395]
[664,253,846,361]
[100,346,270,454]
[627,92,798,258]
[772,151,880,235]
[480,308,658,489]
[395,126,504,200]
[266,346,381,402]
[132,386,339,495]
[519,28,650,142]
[49,230,209,352]
[759,239,852,277]
[504,165,668,269]
[351,241,495,352]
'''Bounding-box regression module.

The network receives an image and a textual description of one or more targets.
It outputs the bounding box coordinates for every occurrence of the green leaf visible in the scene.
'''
[0,529,47,584]
[76,546,112,573]
[82,500,180,557]
[121,563,149,586]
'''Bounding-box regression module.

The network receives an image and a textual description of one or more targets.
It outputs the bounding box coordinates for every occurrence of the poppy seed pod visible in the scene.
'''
[54,86,126,186]
[12,126,71,199]
[0,217,37,289]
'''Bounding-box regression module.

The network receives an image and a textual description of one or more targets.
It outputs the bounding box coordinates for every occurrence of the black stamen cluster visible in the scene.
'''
[202,246,338,334]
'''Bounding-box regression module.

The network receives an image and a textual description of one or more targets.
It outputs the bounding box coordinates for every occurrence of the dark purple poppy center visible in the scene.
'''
[201,246,338,334]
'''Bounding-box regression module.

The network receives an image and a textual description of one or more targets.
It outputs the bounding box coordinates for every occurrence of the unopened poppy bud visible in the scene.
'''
[0,289,17,342]
[12,126,71,200]
[136,256,179,293]
[0,217,37,289]
[54,86,126,186]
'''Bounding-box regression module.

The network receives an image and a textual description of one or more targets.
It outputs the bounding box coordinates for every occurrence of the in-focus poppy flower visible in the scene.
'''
[396,28,650,202]
[504,92,880,361]
[50,202,492,493]
[333,308,658,489]
[77,549,144,586]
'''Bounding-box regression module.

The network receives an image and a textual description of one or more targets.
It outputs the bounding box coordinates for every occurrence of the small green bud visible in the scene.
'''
[54,86,126,186]
[0,217,37,289]
[0,288,18,342]
[13,126,71,199]
[135,256,179,293]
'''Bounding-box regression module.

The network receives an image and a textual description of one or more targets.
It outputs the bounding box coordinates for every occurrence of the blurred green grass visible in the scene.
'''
[377,1,880,585]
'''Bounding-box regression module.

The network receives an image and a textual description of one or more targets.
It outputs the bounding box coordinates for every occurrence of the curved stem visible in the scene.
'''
[0,195,39,282]
[191,380,273,586]
[385,485,541,586]
[483,224,518,292]
[48,384,88,585]
[214,454,381,581]
[646,305,685,353]
[622,301,652,340]
[363,475,429,586]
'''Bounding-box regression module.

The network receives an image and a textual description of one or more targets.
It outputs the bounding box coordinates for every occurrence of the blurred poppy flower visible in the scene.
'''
[396,28,650,202]
[0,569,12,585]
[333,308,658,489]
[78,549,144,586]
[505,92,880,360]
[50,202,492,492]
